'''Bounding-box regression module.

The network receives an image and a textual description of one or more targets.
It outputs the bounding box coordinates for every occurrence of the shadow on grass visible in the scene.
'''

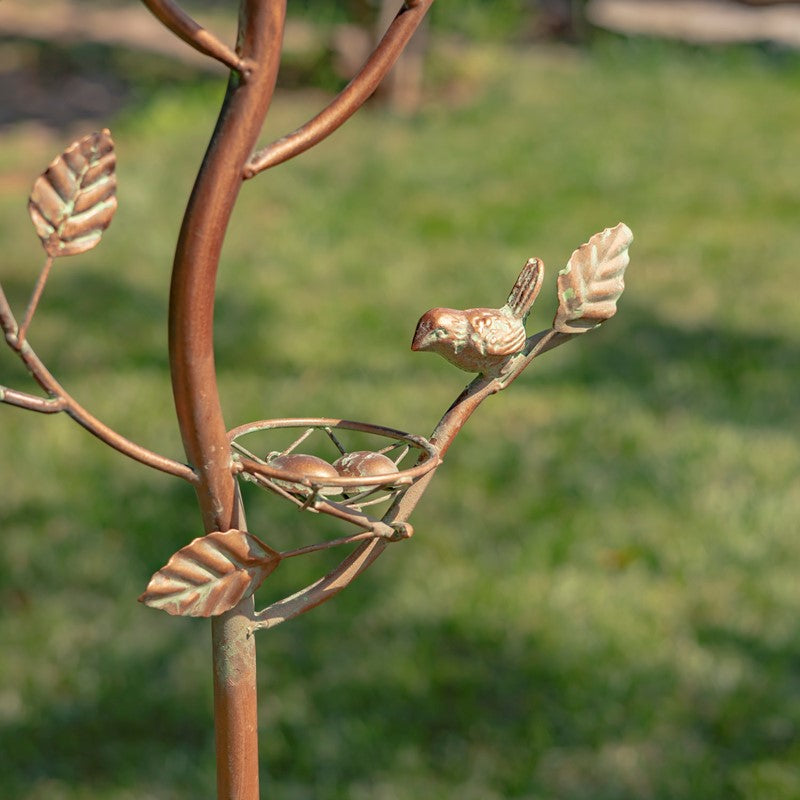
[693,623,800,760]
[0,472,215,796]
[4,602,798,798]
[542,302,797,430]
[0,269,282,375]
[0,39,218,131]
[12,258,795,435]
[0,646,214,795]
[258,611,799,799]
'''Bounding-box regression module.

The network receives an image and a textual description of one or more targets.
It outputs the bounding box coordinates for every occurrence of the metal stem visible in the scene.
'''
[0,279,195,480]
[139,0,244,71]
[244,0,436,176]
[17,255,53,346]
[167,1,286,798]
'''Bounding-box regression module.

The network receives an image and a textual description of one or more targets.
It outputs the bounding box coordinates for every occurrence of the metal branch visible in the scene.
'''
[250,538,389,631]
[139,0,244,72]
[0,278,19,340]
[280,529,385,560]
[381,329,575,525]
[311,494,400,537]
[0,280,196,482]
[62,392,197,482]
[429,329,572,457]
[244,0,435,177]
[0,386,63,414]
[17,255,53,346]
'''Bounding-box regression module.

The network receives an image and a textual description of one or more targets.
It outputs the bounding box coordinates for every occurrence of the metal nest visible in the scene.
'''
[229,417,440,516]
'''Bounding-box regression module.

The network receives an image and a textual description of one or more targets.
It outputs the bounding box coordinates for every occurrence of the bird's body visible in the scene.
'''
[411,258,543,375]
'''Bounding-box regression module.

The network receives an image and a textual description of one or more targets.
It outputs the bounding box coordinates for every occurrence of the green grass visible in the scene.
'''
[1,33,800,800]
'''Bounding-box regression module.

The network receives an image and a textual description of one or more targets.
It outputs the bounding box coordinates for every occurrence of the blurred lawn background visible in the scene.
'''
[1,2,799,798]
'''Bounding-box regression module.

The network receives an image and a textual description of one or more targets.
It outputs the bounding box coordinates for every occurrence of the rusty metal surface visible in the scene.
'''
[553,223,631,333]
[212,599,259,800]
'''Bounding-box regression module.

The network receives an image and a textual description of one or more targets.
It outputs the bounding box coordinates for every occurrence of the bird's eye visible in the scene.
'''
[435,329,446,339]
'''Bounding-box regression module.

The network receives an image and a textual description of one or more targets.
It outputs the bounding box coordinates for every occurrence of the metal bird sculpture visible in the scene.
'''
[411,257,544,374]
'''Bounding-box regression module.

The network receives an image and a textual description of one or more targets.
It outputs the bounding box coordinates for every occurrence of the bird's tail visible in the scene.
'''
[505,258,544,320]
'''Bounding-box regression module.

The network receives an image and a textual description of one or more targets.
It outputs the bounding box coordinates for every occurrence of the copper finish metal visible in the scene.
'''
[140,0,244,71]
[0,2,632,797]
[411,257,544,375]
[245,0,436,176]
[228,417,440,491]
[167,3,286,796]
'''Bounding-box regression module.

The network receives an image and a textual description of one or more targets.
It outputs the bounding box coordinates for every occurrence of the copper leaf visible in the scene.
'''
[139,529,281,618]
[28,129,117,258]
[554,223,633,334]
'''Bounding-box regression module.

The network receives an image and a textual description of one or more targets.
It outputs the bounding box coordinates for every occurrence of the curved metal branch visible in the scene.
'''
[0,278,18,339]
[62,389,197,482]
[17,255,53,346]
[428,329,572,454]
[139,0,244,72]
[379,328,571,522]
[0,281,196,482]
[280,527,398,560]
[169,0,285,527]
[244,0,435,177]
[251,538,389,630]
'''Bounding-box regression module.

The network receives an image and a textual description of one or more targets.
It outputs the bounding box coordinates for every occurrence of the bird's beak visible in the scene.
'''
[411,325,429,352]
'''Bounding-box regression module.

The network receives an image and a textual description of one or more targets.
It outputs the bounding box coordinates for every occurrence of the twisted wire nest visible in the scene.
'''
[229,417,440,517]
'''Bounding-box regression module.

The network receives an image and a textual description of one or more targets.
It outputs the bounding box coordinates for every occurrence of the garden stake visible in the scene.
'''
[0,2,632,798]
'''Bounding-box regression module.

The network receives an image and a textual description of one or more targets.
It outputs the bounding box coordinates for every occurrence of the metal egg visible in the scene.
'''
[267,453,342,496]
[332,451,399,486]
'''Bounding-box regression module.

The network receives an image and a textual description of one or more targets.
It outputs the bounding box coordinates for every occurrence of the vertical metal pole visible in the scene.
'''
[212,596,259,800]
[167,2,286,797]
